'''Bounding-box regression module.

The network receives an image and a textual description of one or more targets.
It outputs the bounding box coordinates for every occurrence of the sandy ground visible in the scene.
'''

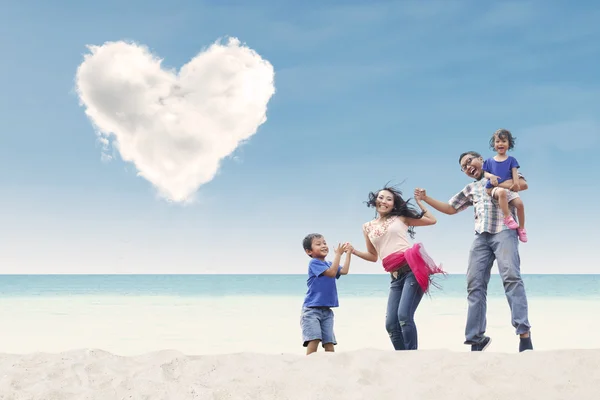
[1,295,599,398]
[1,348,598,399]
[1,296,598,355]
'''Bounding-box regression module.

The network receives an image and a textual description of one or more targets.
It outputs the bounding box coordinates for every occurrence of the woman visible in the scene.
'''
[351,185,444,350]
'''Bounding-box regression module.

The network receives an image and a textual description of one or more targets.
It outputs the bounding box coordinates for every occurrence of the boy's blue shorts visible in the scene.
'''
[300,306,336,347]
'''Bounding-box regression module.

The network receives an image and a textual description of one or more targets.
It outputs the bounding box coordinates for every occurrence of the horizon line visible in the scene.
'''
[0,273,598,276]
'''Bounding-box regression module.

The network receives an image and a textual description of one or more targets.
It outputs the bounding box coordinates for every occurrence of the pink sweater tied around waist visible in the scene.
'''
[381,243,445,293]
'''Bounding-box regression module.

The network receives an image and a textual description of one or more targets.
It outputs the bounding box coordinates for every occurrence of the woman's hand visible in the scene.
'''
[344,242,354,254]
[414,188,427,201]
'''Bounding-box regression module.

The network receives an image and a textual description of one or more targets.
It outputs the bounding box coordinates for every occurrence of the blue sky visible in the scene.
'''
[1,0,599,274]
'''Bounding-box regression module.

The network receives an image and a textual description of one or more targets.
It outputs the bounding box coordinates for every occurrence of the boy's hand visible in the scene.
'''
[334,243,345,255]
[489,176,499,186]
[344,242,354,254]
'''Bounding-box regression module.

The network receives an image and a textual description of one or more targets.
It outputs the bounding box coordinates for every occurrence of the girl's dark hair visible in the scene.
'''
[490,128,516,150]
[365,183,423,239]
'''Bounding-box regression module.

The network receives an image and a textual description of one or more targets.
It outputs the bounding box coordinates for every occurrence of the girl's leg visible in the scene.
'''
[494,188,511,218]
[509,198,525,229]
[509,198,528,242]
[323,343,335,352]
[385,275,406,350]
[397,272,424,350]
[493,188,518,229]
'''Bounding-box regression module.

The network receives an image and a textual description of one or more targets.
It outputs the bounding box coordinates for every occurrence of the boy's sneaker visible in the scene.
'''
[517,228,528,243]
[503,216,519,230]
[471,336,492,352]
[519,334,533,352]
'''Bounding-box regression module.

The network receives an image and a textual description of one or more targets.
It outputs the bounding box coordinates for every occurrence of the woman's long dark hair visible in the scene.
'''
[365,183,423,239]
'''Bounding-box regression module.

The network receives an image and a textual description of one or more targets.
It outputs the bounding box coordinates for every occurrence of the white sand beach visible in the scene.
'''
[1,296,599,356]
[1,295,599,398]
[1,348,599,399]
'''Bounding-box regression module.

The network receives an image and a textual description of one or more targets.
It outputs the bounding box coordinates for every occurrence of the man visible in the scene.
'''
[414,151,533,352]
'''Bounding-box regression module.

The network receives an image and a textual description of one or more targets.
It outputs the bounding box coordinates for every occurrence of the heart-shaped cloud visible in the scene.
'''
[75,37,275,203]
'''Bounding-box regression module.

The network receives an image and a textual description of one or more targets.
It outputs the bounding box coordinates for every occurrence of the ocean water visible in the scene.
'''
[1,274,598,299]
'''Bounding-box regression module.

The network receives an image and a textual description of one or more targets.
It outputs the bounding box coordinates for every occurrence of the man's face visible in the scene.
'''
[460,154,484,179]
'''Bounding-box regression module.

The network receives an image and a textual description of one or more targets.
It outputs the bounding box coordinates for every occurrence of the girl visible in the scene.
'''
[483,128,528,242]
[350,185,444,350]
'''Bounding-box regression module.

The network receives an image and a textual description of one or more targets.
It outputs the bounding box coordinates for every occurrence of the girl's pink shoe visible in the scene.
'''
[517,228,528,243]
[503,216,519,230]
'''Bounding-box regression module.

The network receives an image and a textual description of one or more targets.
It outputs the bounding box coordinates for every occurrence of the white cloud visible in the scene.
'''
[75,37,275,203]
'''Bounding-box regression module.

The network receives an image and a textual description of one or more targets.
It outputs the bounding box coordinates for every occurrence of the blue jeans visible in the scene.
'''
[385,270,424,350]
[465,229,531,344]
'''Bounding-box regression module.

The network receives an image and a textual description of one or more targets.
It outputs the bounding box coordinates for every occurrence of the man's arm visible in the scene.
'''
[497,179,514,190]
[496,172,528,192]
[422,196,458,215]
[414,188,458,215]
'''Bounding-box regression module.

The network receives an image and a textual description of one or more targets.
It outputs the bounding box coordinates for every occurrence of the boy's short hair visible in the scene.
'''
[303,233,323,257]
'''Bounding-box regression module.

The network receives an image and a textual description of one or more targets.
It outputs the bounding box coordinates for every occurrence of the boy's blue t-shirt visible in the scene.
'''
[483,156,520,189]
[303,258,341,308]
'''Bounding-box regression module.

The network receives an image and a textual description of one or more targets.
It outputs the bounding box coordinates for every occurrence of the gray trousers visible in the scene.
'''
[464,229,531,344]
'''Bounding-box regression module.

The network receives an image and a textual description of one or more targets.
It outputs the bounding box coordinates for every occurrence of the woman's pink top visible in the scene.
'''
[363,216,411,260]
[364,215,445,293]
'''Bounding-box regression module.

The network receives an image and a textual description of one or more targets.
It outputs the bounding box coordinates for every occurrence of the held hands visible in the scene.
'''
[344,242,354,254]
[414,188,427,201]
[335,243,353,255]
[489,175,499,187]
[335,242,354,256]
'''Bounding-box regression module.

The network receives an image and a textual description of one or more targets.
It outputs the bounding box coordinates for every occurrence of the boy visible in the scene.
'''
[300,233,351,355]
